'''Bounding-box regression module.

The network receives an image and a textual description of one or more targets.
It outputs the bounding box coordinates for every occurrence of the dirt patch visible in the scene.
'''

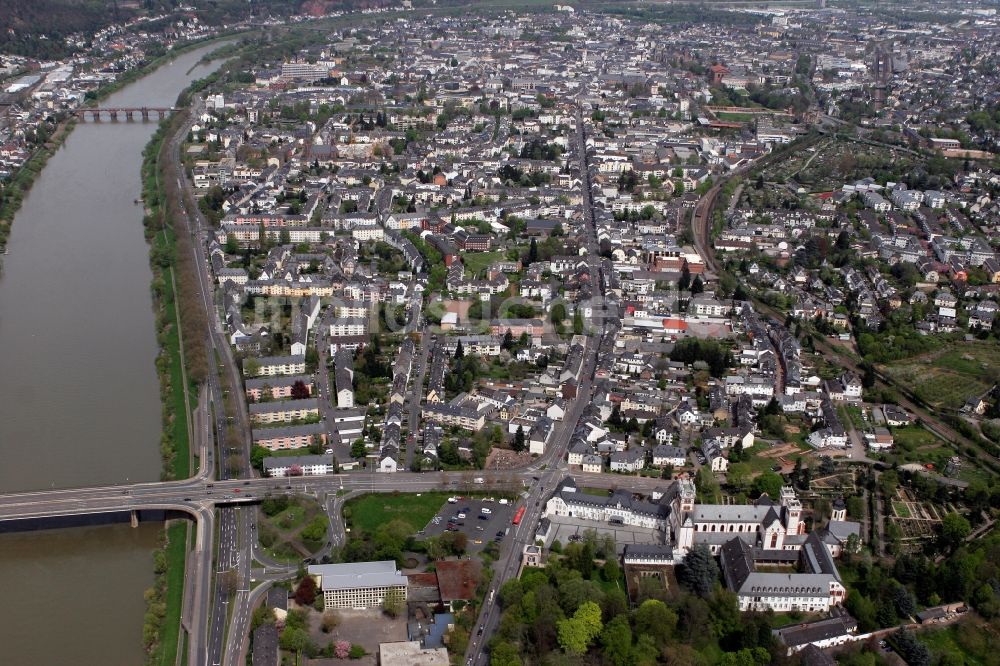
[485,448,533,470]
[310,609,408,664]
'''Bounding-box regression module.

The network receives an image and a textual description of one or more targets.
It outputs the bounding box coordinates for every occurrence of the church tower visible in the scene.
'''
[780,486,803,535]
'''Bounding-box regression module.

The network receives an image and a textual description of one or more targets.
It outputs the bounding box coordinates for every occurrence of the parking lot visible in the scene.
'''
[542,516,666,554]
[418,496,516,554]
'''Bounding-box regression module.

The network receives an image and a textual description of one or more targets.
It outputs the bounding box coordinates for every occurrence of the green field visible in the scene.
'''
[892,501,911,518]
[259,494,328,562]
[461,250,506,278]
[919,620,1000,665]
[155,521,188,666]
[892,425,940,451]
[882,342,1000,411]
[717,112,755,122]
[345,491,452,534]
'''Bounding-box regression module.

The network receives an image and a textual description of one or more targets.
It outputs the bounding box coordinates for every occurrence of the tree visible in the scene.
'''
[250,445,268,471]
[351,439,367,459]
[603,558,620,584]
[290,380,310,400]
[600,614,633,666]
[490,641,523,666]
[557,601,603,655]
[513,426,526,452]
[679,544,718,598]
[455,339,465,359]
[845,589,878,632]
[243,357,261,376]
[279,626,311,653]
[751,472,784,500]
[550,302,567,325]
[939,512,971,549]
[321,610,341,633]
[691,275,704,295]
[727,463,751,492]
[573,309,584,335]
[219,569,239,597]
[528,238,538,263]
[294,575,317,606]
[383,587,405,617]
[678,264,691,291]
[633,598,677,647]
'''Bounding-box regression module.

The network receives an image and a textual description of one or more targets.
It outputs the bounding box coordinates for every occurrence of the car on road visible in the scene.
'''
[457,513,466,519]
[481,508,492,515]
[474,539,483,545]
[477,515,489,521]
[474,477,484,484]
[477,625,484,635]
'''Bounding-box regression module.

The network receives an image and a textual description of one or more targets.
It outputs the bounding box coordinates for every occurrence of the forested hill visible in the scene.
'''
[0,0,127,59]
[0,0,305,59]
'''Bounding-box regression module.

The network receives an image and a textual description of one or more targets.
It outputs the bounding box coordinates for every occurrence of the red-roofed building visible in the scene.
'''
[709,64,730,85]
[434,559,482,609]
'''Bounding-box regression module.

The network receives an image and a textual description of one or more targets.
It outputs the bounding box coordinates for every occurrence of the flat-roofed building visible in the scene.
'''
[378,641,449,666]
[308,561,407,610]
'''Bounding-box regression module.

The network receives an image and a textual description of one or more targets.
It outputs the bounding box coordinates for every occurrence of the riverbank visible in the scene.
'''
[0,32,246,253]
[0,114,76,248]
[139,110,197,666]
[138,47,238,664]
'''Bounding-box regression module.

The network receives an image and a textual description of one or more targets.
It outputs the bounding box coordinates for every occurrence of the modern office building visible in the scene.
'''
[308,561,408,610]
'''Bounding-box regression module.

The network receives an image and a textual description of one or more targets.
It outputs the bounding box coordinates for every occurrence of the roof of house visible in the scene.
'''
[435,558,482,602]
[773,615,858,648]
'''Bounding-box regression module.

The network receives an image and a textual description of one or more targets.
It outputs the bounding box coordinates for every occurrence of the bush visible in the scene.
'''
[348,644,366,659]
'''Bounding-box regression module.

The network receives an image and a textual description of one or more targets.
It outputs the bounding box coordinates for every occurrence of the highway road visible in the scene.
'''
[168,97,260,666]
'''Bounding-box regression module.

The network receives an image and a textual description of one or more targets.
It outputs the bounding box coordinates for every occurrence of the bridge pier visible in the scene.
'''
[130,510,139,528]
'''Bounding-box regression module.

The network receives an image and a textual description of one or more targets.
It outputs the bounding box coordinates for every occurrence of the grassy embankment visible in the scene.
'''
[138,56,231,664]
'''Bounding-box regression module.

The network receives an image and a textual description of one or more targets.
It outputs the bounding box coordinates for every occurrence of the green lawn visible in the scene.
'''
[769,612,822,628]
[579,487,612,497]
[156,521,189,666]
[891,425,940,450]
[276,504,308,530]
[892,501,911,518]
[345,492,452,534]
[262,447,313,458]
[919,621,994,664]
[461,251,506,278]
[158,228,192,480]
[259,495,327,562]
[883,342,1000,411]
[717,112,755,122]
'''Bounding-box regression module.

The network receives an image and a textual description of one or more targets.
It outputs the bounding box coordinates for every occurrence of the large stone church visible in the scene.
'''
[543,477,857,613]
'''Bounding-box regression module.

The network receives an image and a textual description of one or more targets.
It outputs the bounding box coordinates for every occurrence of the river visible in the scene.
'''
[0,41,229,665]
